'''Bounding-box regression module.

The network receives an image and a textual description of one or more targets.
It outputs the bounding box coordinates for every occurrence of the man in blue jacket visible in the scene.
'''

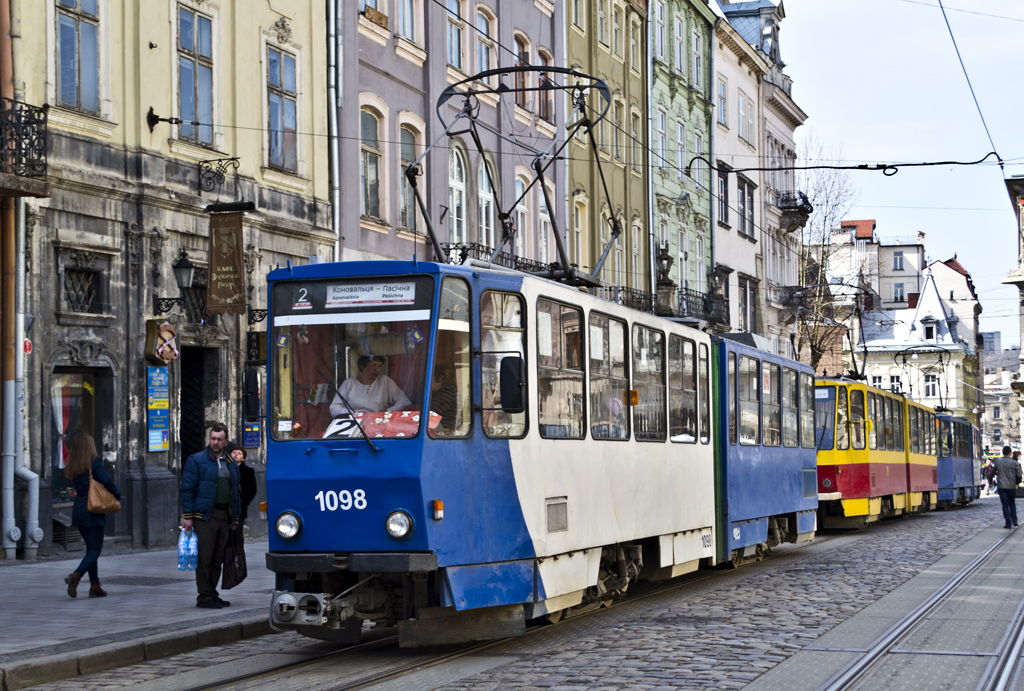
[180,423,240,608]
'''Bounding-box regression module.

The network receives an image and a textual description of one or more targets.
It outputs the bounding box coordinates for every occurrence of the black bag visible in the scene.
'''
[222,528,248,590]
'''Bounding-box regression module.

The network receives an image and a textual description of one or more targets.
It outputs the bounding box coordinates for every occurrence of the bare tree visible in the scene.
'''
[793,129,859,372]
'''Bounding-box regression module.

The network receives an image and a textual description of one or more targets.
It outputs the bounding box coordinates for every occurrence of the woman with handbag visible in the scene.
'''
[63,433,121,598]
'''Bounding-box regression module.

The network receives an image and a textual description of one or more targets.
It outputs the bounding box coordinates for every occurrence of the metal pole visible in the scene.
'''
[14,198,38,558]
[328,0,342,261]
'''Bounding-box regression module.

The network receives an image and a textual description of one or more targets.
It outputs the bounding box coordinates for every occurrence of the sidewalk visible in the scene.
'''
[0,540,274,691]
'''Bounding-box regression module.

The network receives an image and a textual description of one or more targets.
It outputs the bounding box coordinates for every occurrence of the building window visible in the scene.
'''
[400,126,417,230]
[737,178,754,237]
[360,109,381,219]
[57,0,100,113]
[693,131,704,186]
[447,0,463,70]
[893,251,904,270]
[654,0,665,58]
[630,20,639,70]
[894,283,905,302]
[692,30,701,89]
[656,109,667,168]
[612,7,622,55]
[268,46,297,170]
[746,97,755,144]
[538,52,553,122]
[696,237,705,292]
[597,0,607,44]
[573,202,585,267]
[676,122,685,178]
[515,36,530,109]
[478,161,496,247]
[398,0,415,41]
[179,6,214,144]
[448,148,466,243]
[925,374,938,398]
[674,17,684,71]
[539,188,551,264]
[890,375,901,394]
[631,112,640,171]
[718,171,729,224]
[573,0,582,28]
[738,93,747,140]
[717,78,726,125]
[476,11,493,83]
[994,405,1002,419]
[514,178,529,257]
[63,267,99,313]
[631,223,640,286]
[738,276,756,332]
[613,101,623,160]
[925,324,934,339]
[677,228,686,284]
[871,375,883,387]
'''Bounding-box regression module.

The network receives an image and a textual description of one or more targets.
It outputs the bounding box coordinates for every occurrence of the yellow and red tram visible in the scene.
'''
[814,378,938,528]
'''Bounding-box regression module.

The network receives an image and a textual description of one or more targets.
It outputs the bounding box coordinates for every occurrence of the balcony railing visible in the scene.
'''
[440,242,551,274]
[678,287,730,326]
[593,286,656,314]
[0,98,47,178]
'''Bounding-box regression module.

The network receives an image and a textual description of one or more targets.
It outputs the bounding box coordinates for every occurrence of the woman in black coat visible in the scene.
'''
[63,433,120,598]
[228,443,258,528]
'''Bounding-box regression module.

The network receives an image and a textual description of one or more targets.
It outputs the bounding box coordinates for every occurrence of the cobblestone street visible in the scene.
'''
[24,498,1003,691]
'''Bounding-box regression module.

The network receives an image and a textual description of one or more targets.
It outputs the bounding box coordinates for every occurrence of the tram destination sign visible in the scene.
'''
[325,282,416,309]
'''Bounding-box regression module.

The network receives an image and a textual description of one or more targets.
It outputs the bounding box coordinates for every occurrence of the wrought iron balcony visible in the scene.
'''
[440,242,551,273]
[0,98,47,178]
[777,190,813,232]
[593,286,656,314]
[678,287,730,326]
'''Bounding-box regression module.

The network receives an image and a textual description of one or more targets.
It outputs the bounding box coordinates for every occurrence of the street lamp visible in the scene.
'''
[153,249,196,315]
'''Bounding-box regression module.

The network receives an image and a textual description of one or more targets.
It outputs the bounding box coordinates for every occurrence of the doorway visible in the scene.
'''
[179,347,220,464]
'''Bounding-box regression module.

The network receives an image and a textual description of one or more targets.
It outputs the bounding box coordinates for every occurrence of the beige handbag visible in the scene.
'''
[86,467,121,514]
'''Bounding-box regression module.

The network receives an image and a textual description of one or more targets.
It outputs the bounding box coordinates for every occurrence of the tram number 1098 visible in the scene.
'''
[314,489,367,511]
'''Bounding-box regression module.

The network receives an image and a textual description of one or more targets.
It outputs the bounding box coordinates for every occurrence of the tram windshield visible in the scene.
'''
[269,276,435,441]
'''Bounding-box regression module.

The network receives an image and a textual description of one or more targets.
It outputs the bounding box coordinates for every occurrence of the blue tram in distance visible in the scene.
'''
[713,335,818,566]
[935,414,983,507]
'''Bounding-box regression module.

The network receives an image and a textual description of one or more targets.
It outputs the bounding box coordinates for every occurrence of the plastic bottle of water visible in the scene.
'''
[187,531,199,570]
[177,531,189,571]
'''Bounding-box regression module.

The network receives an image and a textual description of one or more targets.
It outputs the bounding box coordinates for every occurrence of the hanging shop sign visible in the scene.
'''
[147,366,170,452]
[206,211,246,315]
[145,320,179,363]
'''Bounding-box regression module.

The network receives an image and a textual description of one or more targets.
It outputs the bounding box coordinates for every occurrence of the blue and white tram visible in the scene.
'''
[264,260,718,646]
[935,413,982,507]
[713,336,818,566]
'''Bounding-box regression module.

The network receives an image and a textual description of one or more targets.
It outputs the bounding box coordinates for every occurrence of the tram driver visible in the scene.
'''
[330,355,410,416]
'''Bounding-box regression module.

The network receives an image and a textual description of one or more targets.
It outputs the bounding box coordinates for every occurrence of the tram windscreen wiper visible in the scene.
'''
[315,367,381,454]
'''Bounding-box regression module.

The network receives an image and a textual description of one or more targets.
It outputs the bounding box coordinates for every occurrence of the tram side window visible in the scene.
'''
[429,276,472,438]
[728,353,737,445]
[894,402,904,452]
[882,397,892,450]
[669,336,697,443]
[814,385,835,450]
[782,368,798,448]
[738,355,760,445]
[930,414,937,455]
[849,389,866,450]
[763,363,781,447]
[698,344,710,444]
[867,393,877,450]
[835,386,850,450]
[481,291,527,438]
[800,373,815,448]
[537,299,585,439]
[632,325,666,441]
[910,409,920,454]
[939,420,951,457]
[589,313,629,440]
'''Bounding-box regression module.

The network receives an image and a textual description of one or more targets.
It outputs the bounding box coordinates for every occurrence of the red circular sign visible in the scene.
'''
[23,339,31,354]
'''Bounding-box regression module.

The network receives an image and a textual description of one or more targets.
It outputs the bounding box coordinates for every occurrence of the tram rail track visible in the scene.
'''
[178,526,876,691]
[818,524,1023,691]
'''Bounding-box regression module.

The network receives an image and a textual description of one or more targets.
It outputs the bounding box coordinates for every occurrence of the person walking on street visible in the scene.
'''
[180,424,240,608]
[984,459,998,496]
[227,442,257,530]
[63,433,120,598]
[995,445,1023,529]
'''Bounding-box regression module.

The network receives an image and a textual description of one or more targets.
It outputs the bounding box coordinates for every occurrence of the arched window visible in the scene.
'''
[515,36,530,109]
[400,125,417,230]
[360,109,381,219]
[448,148,466,243]
[514,178,529,257]
[478,161,496,248]
[538,51,553,122]
[538,187,551,264]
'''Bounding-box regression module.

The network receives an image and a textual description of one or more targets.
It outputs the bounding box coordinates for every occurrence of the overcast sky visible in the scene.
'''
[780,0,1022,348]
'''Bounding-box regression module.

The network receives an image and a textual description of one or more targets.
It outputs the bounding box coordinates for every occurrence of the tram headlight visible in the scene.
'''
[385,510,413,539]
[822,478,833,489]
[275,511,302,539]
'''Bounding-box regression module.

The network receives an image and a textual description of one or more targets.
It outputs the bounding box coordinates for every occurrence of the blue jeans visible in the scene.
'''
[998,488,1019,527]
[75,525,106,583]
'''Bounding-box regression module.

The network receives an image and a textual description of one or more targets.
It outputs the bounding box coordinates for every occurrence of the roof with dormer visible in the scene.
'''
[841,219,876,240]
[931,255,978,299]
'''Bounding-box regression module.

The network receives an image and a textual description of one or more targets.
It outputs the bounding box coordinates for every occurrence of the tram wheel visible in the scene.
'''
[543,609,564,624]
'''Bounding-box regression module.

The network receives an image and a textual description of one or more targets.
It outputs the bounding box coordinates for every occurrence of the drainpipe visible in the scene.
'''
[708,20,717,303]
[14,199,38,558]
[0,0,15,560]
[328,0,342,262]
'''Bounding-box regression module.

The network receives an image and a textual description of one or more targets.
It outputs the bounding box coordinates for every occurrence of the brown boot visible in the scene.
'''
[65,572,81,598]
[89,581,108,598]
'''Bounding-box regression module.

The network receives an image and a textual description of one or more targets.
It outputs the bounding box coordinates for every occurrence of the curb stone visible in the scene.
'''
[0,615,270,691]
